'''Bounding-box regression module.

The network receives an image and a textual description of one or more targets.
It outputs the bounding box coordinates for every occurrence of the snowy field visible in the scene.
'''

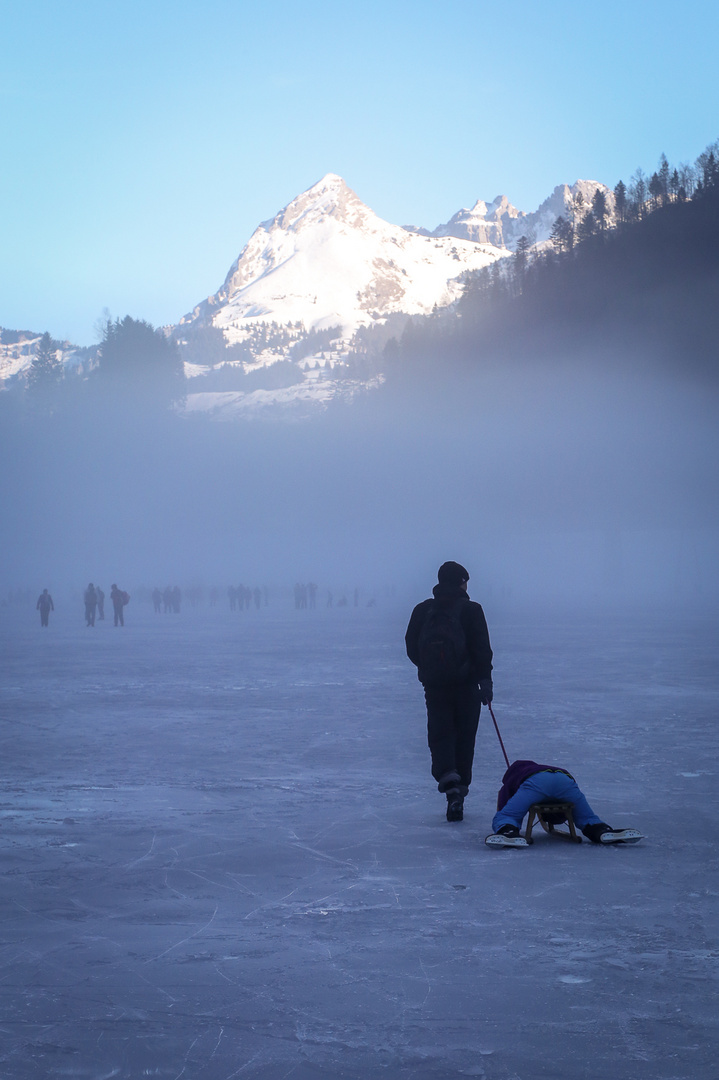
[1,597,717,1080]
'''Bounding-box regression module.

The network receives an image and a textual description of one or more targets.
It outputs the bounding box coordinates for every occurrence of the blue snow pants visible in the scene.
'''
[492,771,602,833]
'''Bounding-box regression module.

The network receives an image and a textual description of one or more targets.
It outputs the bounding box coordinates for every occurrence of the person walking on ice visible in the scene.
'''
[405,561,493,822]
[110,584,129,627]
[84,583,97,627]
[485,759,643,847]
[36,588,54,627]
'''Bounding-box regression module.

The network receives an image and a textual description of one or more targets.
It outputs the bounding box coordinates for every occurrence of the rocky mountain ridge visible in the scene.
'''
[2,173,613,417]
[179,174,506,345]
[423,179,611,249]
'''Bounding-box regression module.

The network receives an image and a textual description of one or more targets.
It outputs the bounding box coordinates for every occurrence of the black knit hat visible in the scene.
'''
[437,561,469,585]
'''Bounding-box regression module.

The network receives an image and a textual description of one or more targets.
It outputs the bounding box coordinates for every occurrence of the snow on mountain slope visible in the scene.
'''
[0,331,89,383]
[183,370,382,422]
[179,174,507,347]
[0,331,42,381]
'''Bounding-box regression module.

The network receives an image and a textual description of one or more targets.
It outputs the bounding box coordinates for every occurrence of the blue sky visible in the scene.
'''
[2,0,718,345]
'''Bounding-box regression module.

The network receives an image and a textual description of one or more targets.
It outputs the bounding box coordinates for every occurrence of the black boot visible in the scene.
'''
[446,788,464,822]
[582,822,612,844]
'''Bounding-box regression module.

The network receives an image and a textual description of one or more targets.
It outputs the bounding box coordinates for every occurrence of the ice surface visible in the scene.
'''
[1,599,717,1079]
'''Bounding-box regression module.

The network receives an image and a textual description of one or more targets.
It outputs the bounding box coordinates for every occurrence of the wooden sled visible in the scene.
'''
[525,802,582,845]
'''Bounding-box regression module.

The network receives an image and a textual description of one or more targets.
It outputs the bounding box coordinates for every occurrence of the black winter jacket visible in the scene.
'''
[405,584,493,685]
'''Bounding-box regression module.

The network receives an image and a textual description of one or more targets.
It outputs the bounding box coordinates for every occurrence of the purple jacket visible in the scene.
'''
[496,760,574,811]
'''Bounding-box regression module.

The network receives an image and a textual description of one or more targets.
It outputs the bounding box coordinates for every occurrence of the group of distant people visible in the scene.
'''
[310,585,374,608]
[35,581,377,624]
[83,583,104,626]
[229,585,266,611]
[152,586,182,614]
[84,583,129,626]
[293,582,317,609]
[34,583,129,627]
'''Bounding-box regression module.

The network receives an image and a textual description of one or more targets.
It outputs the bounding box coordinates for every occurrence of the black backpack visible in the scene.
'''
[417,599,470,685]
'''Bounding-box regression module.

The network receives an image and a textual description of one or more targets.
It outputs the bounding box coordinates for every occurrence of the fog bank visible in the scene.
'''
[2,352,717,609]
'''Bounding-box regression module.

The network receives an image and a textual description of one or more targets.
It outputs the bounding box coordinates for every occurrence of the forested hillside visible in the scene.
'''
[378,148,719,389]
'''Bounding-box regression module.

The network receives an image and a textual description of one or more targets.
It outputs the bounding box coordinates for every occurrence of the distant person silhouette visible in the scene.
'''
[110,584,126,627]
[84,583,97,627]
[96,585,105,620]
[36,589,54,627]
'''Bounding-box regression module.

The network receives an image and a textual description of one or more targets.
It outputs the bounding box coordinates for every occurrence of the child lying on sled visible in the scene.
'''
[485,759,643,848]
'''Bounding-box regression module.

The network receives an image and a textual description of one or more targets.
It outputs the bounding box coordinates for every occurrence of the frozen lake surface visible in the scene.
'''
[1,598,717,1079]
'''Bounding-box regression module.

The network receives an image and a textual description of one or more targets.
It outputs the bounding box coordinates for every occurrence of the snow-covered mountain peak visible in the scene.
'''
[486,194,521,218]
[180,175,505,344]
[174,170,617,419]
[265,173,372,234]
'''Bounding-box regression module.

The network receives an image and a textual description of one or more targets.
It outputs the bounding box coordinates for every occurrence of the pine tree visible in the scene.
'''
[570,190,586,233]
[629,169,648,218]
[658,153,670,205]
[613,180,627,223]
[458,271,482,319]
[513,235,532,284]
[591,189,609,234]
[550,215,573,254]
[489,260,505,295]
[669,169,680,200]
[26,332,63,412]
[577,210,597,244]
[695,142,719,193]
[94,316,185,410]
[679,163,696,198]
[648,172,663,209]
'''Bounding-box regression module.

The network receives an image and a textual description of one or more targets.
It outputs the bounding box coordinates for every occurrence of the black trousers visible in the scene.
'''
[424,682,482,793]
